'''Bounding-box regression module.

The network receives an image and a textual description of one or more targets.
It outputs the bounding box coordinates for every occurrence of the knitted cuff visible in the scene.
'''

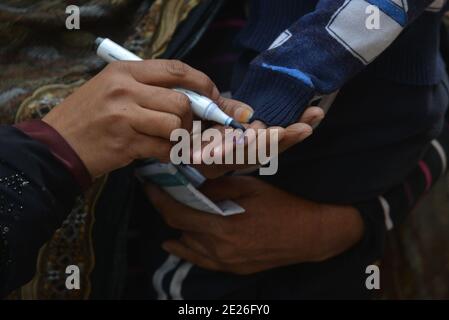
[233,65,315,127]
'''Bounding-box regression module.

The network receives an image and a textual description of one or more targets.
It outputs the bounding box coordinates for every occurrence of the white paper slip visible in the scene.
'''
[136,163,245,216]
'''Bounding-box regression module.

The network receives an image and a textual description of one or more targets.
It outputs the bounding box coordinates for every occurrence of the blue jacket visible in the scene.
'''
[234,0,449,126]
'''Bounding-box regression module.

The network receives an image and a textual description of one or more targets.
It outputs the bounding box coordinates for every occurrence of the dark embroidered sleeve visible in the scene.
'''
[0,125,81,297]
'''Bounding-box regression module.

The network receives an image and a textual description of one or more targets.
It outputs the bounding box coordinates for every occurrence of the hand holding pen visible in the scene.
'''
[95,38,247,130]
[43,54,253,179]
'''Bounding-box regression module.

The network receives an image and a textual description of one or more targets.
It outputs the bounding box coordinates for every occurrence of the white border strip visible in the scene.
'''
[379,196,394,231]
[169,262,194,300]
[152,254,181,300]
[431,139,447,177]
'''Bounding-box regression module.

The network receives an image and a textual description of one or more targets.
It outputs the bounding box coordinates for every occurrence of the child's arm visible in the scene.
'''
[234,0,440,126]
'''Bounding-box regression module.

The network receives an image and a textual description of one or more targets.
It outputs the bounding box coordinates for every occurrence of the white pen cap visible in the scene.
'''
[95,38,142,62]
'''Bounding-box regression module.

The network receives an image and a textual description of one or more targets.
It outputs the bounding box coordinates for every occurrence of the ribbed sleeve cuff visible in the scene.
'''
[233,66,315,127]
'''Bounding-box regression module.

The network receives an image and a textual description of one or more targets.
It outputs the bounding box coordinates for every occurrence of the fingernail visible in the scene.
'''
[299,128,313,140]
[212,87,220,100]
[237,131,246,145]
[310,115,324,128]
[235,107,254,123]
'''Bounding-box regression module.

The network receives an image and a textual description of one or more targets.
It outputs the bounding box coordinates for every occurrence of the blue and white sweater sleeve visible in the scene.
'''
[234,0,439,126]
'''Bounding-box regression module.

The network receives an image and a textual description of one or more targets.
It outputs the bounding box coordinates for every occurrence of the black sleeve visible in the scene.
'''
[0,125,80,297]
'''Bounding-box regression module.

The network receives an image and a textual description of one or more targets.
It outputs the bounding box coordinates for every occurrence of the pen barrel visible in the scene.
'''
[95,38,236,128]
[174,88,231,125]
[97,38,142,62]
[204,102,232,126]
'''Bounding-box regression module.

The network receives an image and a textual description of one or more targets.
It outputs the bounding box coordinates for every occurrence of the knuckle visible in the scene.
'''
[107,60,130,74]
[166,115,182,132]
[107,78,130,98]
[109,86,128,98]
[216,96,229,112]
[107,107,128,123]
[164,59,188,77]
[110,135,131,154]
[199,74,215,97]
[173,93,192,117]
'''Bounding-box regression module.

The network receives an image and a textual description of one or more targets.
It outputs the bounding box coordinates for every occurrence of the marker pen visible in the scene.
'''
[95,37,246,131]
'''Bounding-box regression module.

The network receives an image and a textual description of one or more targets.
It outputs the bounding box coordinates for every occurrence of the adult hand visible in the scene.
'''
[43,59,235,178]
[146,176,364,275]
[193,98,325,178]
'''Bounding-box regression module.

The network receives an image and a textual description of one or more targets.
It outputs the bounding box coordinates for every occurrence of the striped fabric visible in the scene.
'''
[354,121,449,264]
[377,124,449,230]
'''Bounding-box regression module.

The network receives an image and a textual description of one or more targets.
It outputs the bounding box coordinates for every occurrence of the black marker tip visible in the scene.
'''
[230,120,246,132]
